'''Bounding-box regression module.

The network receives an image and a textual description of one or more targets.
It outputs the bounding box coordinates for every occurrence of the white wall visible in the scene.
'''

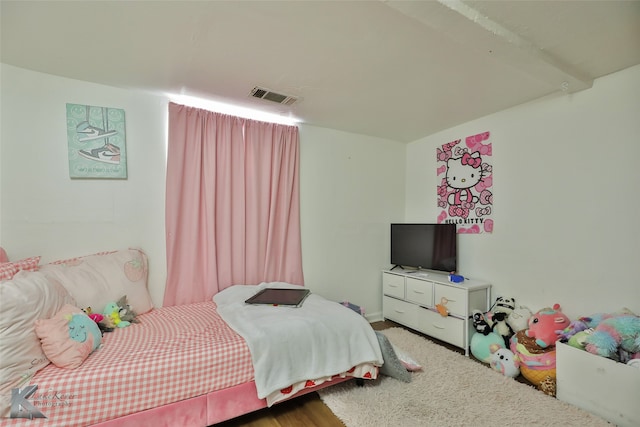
[5,61,636,321]
[299,126,405,317]
[0,64,168,307]
[0,64,406,317]
[405,64,640,319]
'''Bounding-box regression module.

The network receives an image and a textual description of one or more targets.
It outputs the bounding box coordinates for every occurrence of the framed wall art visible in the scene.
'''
[436,131,493,234]
[66,103,127,179]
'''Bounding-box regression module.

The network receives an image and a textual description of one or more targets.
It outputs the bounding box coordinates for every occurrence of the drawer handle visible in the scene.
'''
[389,284,400,288]
[412,290,425,294]
[433,324,445,330]
[394,309,406,314]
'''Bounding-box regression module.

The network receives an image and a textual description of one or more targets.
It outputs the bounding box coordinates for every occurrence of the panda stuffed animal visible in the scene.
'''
[494,296,516,314]
[472,309,492,336]
[487,297,516,348]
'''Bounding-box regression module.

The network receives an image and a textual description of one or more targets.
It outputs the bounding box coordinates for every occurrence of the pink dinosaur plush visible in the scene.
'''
[525,304,571,348]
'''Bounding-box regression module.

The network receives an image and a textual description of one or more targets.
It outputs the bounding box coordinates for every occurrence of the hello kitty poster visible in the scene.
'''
[436,131,493,234]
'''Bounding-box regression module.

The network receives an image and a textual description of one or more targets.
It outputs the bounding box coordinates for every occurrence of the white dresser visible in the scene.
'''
[382,269,491,356]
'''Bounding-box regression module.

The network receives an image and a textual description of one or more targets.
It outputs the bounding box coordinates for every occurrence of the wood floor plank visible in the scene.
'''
[296,395,346,427]
[273,393,345,427]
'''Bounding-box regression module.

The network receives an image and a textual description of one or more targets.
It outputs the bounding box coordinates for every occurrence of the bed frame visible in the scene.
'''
[92,376,350,426]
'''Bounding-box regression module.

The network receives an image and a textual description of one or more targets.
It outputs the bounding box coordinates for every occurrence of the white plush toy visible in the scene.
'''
[489,348,520,378]
[507,305,533,333]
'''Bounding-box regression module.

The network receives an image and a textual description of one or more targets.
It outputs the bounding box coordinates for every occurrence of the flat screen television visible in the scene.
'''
[390,223,457,272]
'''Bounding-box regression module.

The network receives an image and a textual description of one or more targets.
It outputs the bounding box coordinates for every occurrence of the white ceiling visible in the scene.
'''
[2,1,639,142]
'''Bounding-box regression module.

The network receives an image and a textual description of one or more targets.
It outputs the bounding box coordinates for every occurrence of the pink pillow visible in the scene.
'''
[39,249,153,315]
[0,263,19,281]
[0,247,8,263]
[0,256,41,281]
[13,256,41,272]
[35,304,95,369]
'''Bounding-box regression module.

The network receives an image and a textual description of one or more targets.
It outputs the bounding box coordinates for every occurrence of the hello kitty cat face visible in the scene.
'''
[446,152,483,190]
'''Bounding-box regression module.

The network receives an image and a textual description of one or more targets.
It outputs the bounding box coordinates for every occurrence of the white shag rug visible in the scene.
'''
[318,327,610,427]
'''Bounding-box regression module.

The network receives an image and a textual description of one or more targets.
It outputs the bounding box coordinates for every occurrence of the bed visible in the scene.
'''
[0,250,382,427]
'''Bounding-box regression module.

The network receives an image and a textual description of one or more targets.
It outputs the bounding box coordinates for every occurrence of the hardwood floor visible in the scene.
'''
[214,391,343,427]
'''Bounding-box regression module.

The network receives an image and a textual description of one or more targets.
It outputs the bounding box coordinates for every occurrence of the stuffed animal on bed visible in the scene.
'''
[116,295,139,324]
[67,313,102,351]
[103,302,131,328]
[83,306,115,333]
[525,304,570,348]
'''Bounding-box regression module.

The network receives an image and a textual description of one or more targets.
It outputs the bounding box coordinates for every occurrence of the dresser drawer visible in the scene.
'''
[418,308,465,348]
[405,277,433,306]
[382,273,405,299]
[381,269,491,356]
[434,284,467,317]
[383,296,418,329]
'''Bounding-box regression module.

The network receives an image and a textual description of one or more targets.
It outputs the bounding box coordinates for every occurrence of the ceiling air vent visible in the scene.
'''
[250,86,298,106]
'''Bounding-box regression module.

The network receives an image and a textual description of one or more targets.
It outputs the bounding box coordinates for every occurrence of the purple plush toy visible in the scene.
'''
[558,319,590,342]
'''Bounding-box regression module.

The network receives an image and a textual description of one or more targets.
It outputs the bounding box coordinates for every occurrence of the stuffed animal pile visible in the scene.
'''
[559,309,640,363]
[509,303,570,396]
[470,296,531,363]
[82,306,115,334]
[471,301,569,396]
[472,299,640,397]
[585,314,640,361]
[84,295,139,333]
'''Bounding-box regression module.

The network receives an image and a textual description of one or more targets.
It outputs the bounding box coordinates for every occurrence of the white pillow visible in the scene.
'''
[38,248,153,315]
[0,271,76,417]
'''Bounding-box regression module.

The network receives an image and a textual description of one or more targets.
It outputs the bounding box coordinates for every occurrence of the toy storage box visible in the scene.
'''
[556,342,640,427]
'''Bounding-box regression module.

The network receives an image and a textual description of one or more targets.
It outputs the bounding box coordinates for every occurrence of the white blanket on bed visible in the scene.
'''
[214,282,383,401]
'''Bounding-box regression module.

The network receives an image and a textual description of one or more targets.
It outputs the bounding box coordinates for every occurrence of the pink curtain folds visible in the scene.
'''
[163,103,303,306]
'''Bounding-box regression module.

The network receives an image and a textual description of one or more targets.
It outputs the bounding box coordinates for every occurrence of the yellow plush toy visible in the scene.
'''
[103,302,131,328]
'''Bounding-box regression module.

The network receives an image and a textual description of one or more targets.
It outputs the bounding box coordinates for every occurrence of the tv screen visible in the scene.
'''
[390,223,457,272]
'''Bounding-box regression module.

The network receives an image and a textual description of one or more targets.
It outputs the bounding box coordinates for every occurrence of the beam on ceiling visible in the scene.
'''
[383,0,593,94]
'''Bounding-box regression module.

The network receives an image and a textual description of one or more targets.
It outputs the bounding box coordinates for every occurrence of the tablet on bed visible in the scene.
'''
[244,288,311,307]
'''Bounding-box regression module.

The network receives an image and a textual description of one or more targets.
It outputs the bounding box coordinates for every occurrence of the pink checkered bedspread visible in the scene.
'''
[1,302,255,427]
